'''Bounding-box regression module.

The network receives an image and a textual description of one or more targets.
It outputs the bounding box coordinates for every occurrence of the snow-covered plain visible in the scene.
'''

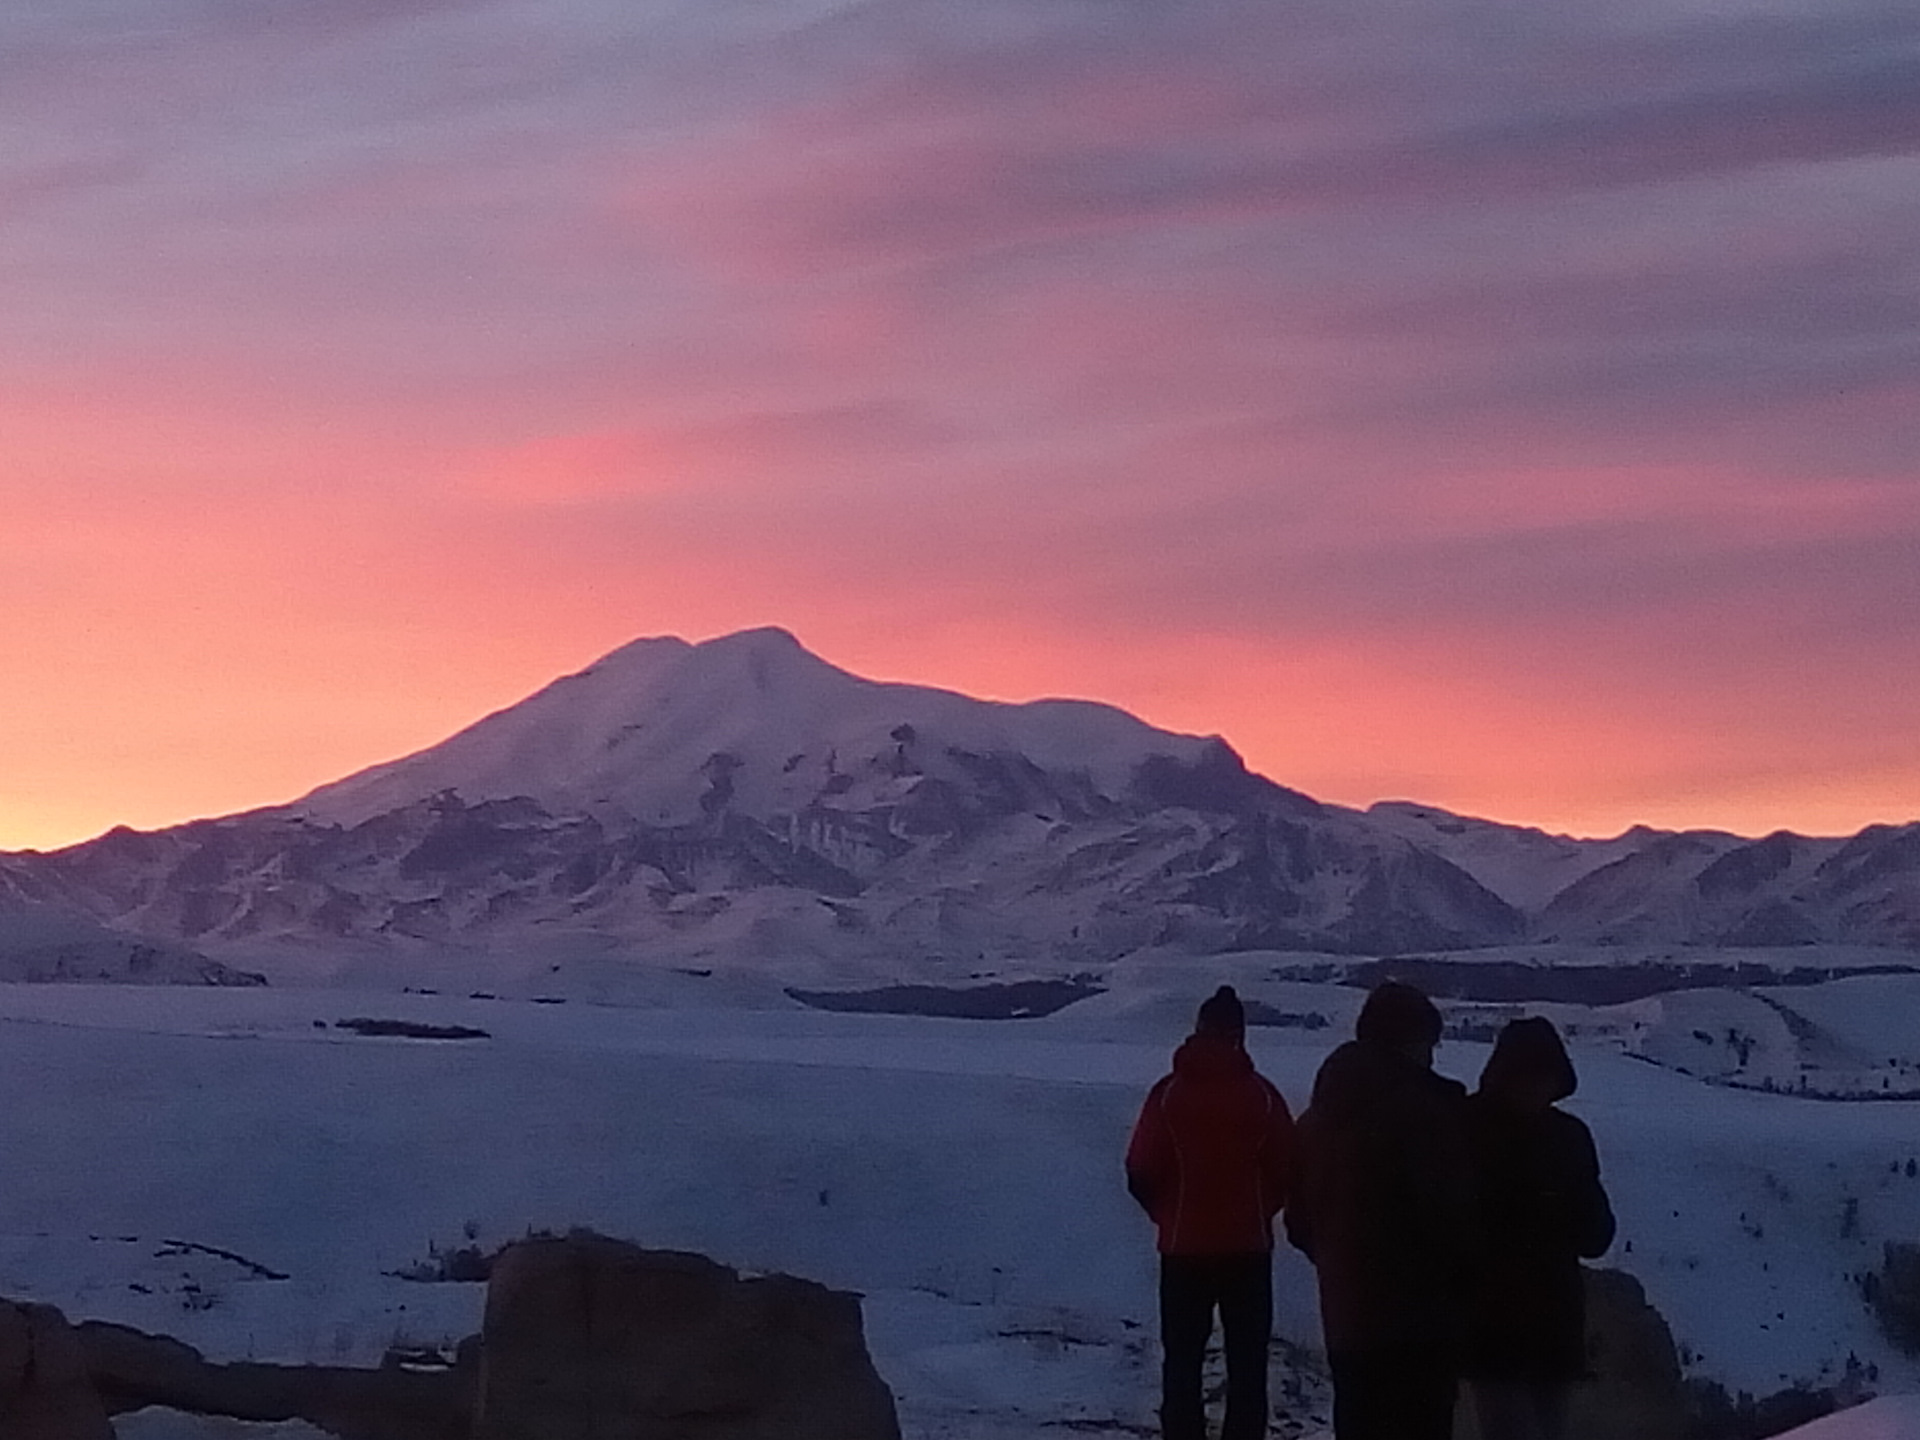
[5,970,1920,1439]
[1777,1395,1920,1439]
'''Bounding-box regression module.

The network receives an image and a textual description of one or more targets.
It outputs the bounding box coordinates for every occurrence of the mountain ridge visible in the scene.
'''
[2,629,1917,978]
[290,626,1252,829]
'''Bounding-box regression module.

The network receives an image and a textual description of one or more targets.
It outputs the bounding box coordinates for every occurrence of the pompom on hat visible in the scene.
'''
[1194,984,1246,1037]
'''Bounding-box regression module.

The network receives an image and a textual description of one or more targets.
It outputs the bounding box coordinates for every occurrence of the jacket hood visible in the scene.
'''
[1172,1032,1256,1081]
[1478,1016,1577,1104]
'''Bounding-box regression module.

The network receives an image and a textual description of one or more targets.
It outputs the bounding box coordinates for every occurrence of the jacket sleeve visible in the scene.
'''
[1561,1117,1616,1259]
[1282,1108,1319,1259]
[1125,1080,1174,1220]
[1261,1081,1297,1219]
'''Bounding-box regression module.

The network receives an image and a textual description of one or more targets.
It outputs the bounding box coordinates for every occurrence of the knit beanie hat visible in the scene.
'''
[1195,985,1246,1037]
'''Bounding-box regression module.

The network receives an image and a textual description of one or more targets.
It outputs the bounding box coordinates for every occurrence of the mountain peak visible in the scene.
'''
[291,627,1214,828]
[586,625,803,664]
[704,624,804,654]
[570,627,823,695]
[683,626,843,694]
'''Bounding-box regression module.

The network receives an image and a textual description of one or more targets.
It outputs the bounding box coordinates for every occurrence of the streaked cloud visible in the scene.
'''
[1,0,1917,847]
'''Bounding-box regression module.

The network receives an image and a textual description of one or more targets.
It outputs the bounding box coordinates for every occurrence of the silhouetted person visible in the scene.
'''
[1462,1017,1615,1440]
[1286,982,1474,1440]
[1127,985,1296,1440]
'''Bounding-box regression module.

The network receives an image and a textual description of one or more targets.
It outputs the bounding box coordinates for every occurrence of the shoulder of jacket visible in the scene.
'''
[1545,1106,1599,1148]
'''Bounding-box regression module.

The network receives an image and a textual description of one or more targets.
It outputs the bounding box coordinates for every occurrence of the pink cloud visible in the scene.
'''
[3,0,1919,850]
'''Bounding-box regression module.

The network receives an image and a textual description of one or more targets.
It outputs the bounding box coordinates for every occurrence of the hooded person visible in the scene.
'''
[1126,985,1296,1440]
[1462,1017,1615,1440]
[1285,981,1476,1440]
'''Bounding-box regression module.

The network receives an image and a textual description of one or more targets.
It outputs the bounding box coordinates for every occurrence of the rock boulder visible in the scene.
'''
[74,1318,470,1439]
[473,1233,901,1440]
[0,1299,115,1440]
[1456,1266,1687,1440]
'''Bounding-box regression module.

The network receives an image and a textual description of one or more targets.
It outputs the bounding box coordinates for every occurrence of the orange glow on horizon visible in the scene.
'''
[6,609,1917,853]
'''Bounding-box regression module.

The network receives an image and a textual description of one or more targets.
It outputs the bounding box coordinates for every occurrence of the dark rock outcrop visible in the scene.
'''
[12,1236,900,1440]
[0,1300,115,1440]
[74,1320,469,1440]
[1455,1268,1686,1440]
[1862,1240,1920,1354]
[1570,1267,1688,1440]
[473,1233,901,1440]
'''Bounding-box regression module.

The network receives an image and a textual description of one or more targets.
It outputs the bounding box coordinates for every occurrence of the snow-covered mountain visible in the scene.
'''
[0,629,1518,973]
[1362,800,1661,911]
[1358,803,1920,952]
[1533,824,1920,948]
[2,627,1917,978]
[296,628,1220,830]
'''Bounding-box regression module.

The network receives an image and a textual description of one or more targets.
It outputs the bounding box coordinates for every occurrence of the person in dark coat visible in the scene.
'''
[1463,1017,1615,1440]
[1127,985,1296,1440]
[1285,982,1475,1440]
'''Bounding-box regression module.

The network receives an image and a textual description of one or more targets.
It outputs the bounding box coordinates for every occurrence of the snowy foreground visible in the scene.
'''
[1777,1396,1920,1438]
[6,978,1920,1439]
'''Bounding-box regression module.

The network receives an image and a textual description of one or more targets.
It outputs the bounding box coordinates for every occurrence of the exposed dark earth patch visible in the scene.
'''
[784,979,1103,1020]
[1319,956,1920,1005]
[1241,1001,1330,1030]
[334,1017,491,1040]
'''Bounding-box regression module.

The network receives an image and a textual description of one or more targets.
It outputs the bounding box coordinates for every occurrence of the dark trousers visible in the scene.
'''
[1327,1347,1457,1440]
[1159,1252,1272,1440]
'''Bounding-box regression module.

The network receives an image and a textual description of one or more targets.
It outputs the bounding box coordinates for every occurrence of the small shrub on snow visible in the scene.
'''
[1861,1241,1920,1353]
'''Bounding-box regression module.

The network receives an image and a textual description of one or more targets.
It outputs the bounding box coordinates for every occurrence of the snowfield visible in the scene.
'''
[4,971,1920,1438]
[1777,1395,1920,1438]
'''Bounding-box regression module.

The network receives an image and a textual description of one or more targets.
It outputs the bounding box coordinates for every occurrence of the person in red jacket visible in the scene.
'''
[1127,985,1296,1440]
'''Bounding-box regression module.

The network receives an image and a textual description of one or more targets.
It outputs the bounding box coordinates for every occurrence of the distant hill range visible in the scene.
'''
[2,628,1917,979]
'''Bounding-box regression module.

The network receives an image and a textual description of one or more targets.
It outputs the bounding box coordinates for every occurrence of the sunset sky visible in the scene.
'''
[4,0,1918,851]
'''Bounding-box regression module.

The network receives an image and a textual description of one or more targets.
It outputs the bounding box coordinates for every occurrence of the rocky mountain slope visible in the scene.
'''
[1,628,1916,978]
[1362,801,1659,911]
[1534,824,1920,948]
[0,905,262,985]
